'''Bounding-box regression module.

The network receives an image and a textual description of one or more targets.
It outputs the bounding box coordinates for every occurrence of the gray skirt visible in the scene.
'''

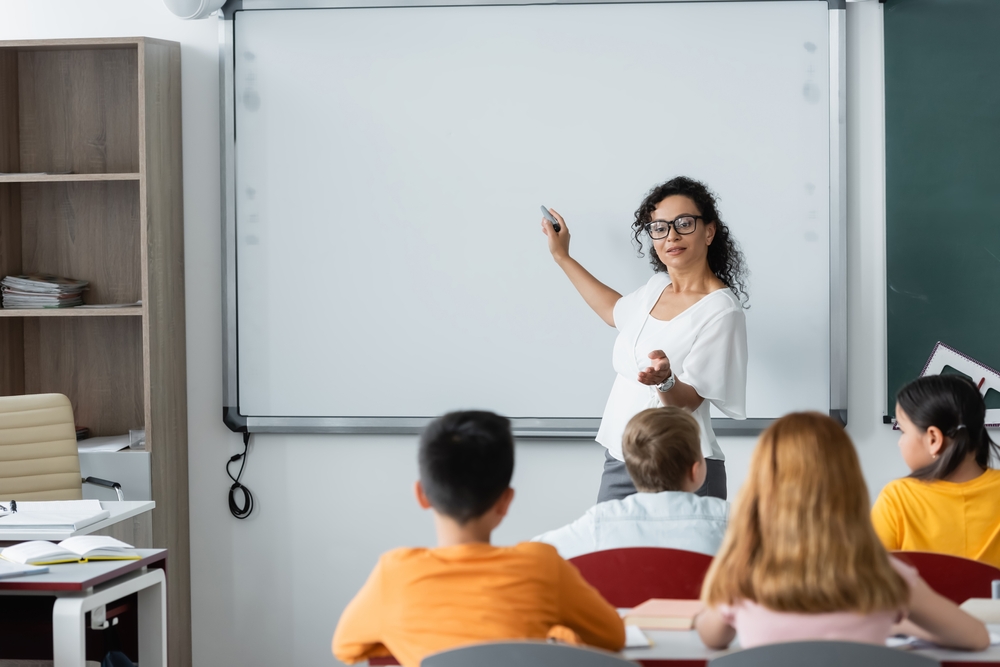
[597,449,727,503]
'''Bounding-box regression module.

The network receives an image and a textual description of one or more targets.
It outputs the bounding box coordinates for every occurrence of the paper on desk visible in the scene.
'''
[887,632,1000,649]
[626,626,652,648]
[77,435,130,453]
[0,499,110,530]
[0,559,48,579]
[961,598,1000,624]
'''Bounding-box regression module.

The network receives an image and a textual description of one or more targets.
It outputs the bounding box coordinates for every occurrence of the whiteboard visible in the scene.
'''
[221,0,846,436]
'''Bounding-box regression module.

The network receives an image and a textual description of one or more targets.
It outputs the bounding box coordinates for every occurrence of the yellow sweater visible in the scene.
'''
[332,541,625,667]
[871,468,1000,569]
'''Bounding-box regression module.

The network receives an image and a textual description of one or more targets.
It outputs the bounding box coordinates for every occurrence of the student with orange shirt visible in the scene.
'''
[872,374,1000,568]
[332,410,625,667]
[695,412,987,652]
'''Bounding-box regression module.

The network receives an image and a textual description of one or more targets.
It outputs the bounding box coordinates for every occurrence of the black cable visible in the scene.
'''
[227,432,255,519]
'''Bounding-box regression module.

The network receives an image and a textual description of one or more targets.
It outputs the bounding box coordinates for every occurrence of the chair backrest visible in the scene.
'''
[569,547,714,607]
[420,641,638,667]
[892,551,1000,604]
[0,393,83,500]
[708,641,939,667]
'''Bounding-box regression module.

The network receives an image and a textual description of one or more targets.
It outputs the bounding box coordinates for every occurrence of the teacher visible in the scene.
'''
[542,176,748,502]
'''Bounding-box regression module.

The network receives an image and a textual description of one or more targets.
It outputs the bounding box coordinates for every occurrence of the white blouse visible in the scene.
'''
[596,272,747,461]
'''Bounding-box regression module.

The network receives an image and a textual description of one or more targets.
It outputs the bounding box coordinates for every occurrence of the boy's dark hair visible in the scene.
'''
[621,407,701,492]
[897,374,1000,481]
[418,410,515,524]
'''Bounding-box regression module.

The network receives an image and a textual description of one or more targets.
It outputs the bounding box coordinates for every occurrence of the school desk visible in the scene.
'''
[0,549,167,667]
[622,626,1000,666]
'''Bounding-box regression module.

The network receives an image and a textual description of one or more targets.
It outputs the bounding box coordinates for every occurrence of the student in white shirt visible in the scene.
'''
[541,176,748,502]
[533,407,728,560]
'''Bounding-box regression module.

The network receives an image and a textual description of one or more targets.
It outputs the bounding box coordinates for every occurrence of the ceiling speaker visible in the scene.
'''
[162,0,227,19]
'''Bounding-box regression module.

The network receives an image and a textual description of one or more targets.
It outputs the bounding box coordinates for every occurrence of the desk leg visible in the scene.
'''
[51,597,87,667]
[138,572,167,667]
[51,569,167,667]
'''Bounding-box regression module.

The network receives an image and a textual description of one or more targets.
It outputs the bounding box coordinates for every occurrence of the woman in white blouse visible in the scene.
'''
[542,176,748,501]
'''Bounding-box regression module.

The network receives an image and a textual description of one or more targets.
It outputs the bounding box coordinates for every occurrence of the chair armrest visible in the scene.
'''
[82,476,125,501]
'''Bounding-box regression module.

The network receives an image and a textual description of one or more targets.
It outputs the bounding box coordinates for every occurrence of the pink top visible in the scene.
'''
[718,558,919,649]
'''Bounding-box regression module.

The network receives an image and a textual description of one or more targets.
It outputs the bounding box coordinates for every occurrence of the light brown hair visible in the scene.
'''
[622,407,701,492]
[701,412,909,613]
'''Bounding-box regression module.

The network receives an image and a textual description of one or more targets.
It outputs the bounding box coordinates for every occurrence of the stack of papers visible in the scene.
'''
[0,500,109,531]
[1,273,89,309]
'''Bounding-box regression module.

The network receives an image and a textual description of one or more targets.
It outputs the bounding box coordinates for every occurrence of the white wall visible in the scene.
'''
[0,2,907,665]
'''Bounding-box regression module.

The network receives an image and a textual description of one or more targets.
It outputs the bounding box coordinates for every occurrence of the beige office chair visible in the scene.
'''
[0,393,123,500]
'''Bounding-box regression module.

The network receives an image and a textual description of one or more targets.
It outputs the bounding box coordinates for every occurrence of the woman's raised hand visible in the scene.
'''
[541,207,621,328]
[541,208,570,263]
[637,350,672,386]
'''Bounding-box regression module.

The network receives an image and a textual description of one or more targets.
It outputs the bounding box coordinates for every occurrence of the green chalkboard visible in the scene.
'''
[884,0,1000,417]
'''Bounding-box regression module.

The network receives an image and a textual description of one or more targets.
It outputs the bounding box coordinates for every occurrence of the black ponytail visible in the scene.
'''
[896,374,999,481]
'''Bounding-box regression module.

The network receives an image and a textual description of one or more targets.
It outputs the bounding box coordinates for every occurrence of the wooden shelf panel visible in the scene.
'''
[0,37,175,51]
[23,317,145,437]
[0,173,140,183]
[0,307,143,317]
[20,180,142,304]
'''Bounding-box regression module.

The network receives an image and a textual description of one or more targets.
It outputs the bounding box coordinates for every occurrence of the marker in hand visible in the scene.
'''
[540,206,561,233]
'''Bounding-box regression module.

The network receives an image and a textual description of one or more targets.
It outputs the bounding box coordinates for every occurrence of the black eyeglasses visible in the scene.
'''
[645,215,703,240]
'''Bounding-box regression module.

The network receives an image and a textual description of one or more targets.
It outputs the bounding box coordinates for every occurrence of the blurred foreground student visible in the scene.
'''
[873,374,1000,568]
[695,412,988,651]
[534,407,727,559]
[332,411,625,667]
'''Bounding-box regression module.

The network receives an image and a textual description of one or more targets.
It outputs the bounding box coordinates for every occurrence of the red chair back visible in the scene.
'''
[569,547,714,608]
[892,551,1000,604]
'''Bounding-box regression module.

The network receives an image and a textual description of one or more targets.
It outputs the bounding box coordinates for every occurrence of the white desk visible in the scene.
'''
[0,501,154,542]
[623,626,1000,665]
[0,549,167,667]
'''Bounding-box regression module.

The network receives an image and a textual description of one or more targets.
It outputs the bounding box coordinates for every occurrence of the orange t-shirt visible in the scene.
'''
[332,541,625,667]
[871,468,1000,569]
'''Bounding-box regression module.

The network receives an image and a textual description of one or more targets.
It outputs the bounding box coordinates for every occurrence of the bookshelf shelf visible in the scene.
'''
[0,172,141,183]
[0,38,190,667]
[0,307,144,317]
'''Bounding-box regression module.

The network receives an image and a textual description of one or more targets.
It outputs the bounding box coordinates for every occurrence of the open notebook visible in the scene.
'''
[0,536,140,566]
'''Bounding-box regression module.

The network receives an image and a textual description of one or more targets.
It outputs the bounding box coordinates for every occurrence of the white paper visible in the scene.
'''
[625,626,652,648]
[58,535,134,557]
[0,500,109,530]
[887,633,1000,648]
[0,558,49,579]
[77,435,130,453]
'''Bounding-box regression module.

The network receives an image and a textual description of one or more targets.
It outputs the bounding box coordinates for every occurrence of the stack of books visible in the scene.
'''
[1,273,89,309]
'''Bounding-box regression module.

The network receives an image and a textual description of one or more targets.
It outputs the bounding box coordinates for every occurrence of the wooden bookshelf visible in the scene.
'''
[0,38,190,667]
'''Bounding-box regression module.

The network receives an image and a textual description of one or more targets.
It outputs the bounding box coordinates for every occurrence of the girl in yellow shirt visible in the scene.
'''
[872,375,1000,568]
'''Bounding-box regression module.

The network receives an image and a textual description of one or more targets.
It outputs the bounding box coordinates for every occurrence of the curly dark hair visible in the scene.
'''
[631,176,749,306]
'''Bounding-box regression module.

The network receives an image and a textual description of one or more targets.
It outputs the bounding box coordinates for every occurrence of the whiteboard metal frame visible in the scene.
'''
[219,0,848,436]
